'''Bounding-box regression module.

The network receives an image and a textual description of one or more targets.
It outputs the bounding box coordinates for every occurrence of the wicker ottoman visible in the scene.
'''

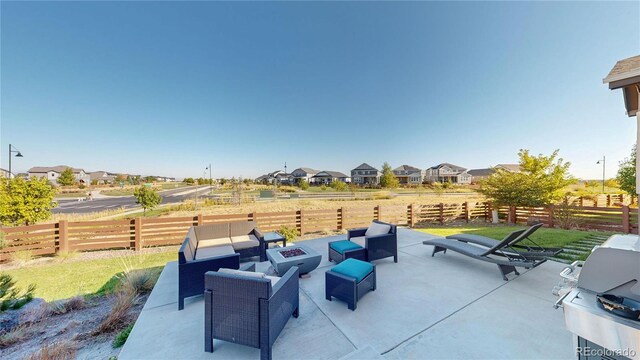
[328,240,367,264]
[325,258,376,311]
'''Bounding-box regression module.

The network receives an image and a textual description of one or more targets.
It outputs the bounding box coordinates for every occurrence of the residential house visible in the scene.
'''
[28,166,91,185]
[311,171,350,185]
[351,163,381,185]
[468,164,521,183]
[88,171,117,184]
[291,167,319,184]
[424,163,471,184]
[0,168,13,179]
[255,170,283,184]
[392,165,425,185]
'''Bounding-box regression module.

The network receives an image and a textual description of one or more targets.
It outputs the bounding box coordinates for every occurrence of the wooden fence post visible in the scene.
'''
[377,205,382,221]
[547,206,555,228]
[134,217,142,251]
[579,197,584,207]
[409,204,415,227]
[606,195,611,207]
[622,205,630,234]
[58,220,68,253]
[486,202,491,223]
[439,203,444,224]
[298,209,304,235]
[197,214,203,226]
[338,207,344,230]
[509,206,516,224]
[463,202,469,223]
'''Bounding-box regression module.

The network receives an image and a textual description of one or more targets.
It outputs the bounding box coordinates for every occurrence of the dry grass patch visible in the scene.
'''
[24,340,77,360]
[93,288,139,335]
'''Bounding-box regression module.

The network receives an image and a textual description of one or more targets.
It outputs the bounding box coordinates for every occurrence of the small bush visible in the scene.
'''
[330,181,347,192]
[0,274,35,312]
[279,226,298,243]
[11,250,34,265]
[112,323,134,348]
[320,185,327,191]
[0,323,31,348]
[94,288,138,335]
[120,269,156,295]
[25,340,76,360]
[0,231,6,250]
[49,296,85,315]
[299,180,309,190]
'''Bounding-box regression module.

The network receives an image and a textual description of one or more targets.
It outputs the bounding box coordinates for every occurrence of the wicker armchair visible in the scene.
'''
[347,220,398,262]
[204,265,300,360]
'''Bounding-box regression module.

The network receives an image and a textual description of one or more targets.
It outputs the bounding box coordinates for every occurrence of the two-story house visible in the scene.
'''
[424,163,471,184]
[88,171,117,184]
[28,166,91,185]
[311,171,350,185]
[351,163,381,186]
[290,167,319,184]
[393,165,425,185]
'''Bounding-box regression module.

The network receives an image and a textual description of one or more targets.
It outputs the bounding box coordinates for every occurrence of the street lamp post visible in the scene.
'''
[206,164,212,193]
[8,144,24,178]
[596,156,605,194]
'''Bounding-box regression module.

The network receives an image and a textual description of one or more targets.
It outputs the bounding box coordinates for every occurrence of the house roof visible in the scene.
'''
[468,168,494,177]
[603,55,640,84]
[313,171,349,178]
[352,163,378,171]
[495,164,521,172]
[292,167,319,174]
[29,166,85,174]
[393,165,421,172]
[267,170,283,177]
[428,163,466,172]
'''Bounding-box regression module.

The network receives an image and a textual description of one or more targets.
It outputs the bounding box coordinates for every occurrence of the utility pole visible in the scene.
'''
[206,163,212,194]
[596,156,606,193]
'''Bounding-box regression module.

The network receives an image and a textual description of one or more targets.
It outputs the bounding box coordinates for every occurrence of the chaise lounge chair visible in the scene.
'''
[445,223,562,258]
[422,227,561,281]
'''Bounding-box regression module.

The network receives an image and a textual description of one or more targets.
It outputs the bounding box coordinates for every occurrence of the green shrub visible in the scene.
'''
[320,185,327,191]
[330,181,347,192]
[0,273,36,312]
[299,180,309,190]
[279,226,298,243]
[112,323,134,348]
[0,231,6,250]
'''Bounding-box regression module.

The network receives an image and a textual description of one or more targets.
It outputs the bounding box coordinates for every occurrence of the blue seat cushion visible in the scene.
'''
[330,240,363,255]
[331,258,373,282]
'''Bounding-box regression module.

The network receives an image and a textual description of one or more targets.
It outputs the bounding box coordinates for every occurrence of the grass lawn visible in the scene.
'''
[100,189,136,196]
[416,224,612,248]
[4,251,177,302]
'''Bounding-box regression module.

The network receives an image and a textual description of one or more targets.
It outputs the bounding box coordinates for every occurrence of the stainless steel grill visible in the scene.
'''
[558,234,640,360]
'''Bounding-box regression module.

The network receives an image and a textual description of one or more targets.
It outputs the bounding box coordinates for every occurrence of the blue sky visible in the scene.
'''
[1,1,638,179]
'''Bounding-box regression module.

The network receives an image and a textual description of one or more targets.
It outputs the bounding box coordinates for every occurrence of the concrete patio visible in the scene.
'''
[119,228,574,360]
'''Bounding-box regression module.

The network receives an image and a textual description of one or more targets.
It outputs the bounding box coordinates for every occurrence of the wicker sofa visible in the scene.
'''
[177,221,265,310]
[347,220,398,262]
[204,264,300,360]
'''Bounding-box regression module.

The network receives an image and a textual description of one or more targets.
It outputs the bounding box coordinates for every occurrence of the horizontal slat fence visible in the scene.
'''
[1,201,638,261]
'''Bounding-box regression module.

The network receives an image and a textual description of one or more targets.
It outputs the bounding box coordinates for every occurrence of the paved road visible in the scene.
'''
[53,186,213,214]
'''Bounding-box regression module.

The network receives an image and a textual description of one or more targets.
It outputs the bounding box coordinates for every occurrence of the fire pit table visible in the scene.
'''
[266,245,321,276]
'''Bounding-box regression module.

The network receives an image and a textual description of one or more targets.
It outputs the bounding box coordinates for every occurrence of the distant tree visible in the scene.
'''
[479,149,573,208]
[115,174,127,183]
[219,178,228,186]
[143,176,157,183]
[330,180,347,191]
[617,145,636,195]
[197,177,206,185]
[128,175,141,185]
[90,179,99,186]
[133,186,162,215]
[243,179,252,185]
[57,167,76,186]
[183,177,195,185]
[299,179,310,190]
[379,162,399,189]
[0,177,57,225]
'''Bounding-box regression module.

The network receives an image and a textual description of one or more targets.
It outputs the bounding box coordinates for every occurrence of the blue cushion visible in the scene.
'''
[330,240,363,255]
[331,258,373,282]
